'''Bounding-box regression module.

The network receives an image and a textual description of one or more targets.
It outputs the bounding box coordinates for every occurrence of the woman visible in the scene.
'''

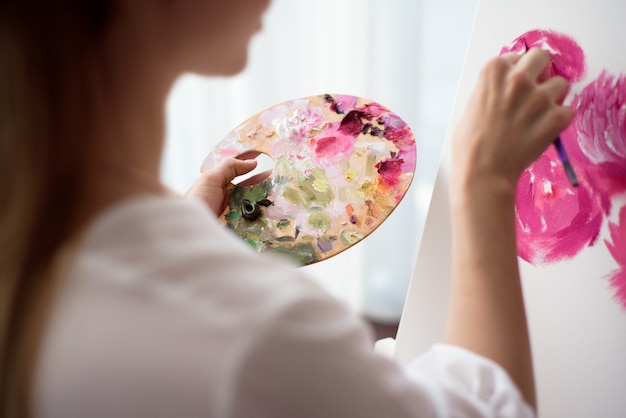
[0,0,571,416]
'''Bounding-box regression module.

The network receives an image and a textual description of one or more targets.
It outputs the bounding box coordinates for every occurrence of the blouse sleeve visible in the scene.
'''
[227,282,536,418]
[404,344,536,417]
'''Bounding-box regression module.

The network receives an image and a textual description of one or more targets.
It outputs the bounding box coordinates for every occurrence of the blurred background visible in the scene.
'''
[162,0,479,329]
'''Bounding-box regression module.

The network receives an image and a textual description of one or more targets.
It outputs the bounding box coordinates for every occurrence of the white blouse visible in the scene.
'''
[32,196,534,418]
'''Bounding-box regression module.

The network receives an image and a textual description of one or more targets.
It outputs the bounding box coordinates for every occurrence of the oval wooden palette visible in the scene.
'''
[200,94,417,265]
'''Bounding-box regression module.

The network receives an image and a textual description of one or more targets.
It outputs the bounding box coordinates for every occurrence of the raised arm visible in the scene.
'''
[444,48,573,410]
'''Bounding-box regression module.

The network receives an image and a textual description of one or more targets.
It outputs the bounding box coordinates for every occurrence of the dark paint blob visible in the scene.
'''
[241,199,261,221]
[376,158,404,187]
[324,94,344,114]
[339,110,367,136]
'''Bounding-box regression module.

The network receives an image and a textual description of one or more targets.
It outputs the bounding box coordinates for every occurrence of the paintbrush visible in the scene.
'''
[553,136,579,187]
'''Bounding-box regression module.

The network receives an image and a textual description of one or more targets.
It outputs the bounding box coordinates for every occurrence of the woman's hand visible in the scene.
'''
[452,47,573,192]
[185,158,258,216]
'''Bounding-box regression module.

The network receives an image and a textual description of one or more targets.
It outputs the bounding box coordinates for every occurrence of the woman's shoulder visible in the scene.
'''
[34,194,351,416]
[66,193,328,308]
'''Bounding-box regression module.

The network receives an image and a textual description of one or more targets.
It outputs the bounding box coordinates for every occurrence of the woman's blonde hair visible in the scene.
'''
[0,2,111,415]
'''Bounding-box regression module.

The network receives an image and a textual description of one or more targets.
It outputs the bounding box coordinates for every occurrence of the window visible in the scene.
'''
[162,0,478,322]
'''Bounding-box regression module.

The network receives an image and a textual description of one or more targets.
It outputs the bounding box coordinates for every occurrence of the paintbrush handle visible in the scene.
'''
[553,137,579,187]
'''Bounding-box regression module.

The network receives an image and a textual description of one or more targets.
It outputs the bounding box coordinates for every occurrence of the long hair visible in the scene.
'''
[0,1,111,415]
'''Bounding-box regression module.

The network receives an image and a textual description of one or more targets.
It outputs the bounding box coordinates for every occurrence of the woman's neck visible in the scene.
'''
[78,15,182,230]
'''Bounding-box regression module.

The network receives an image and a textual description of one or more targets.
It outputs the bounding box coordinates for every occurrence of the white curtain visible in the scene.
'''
[162,0,478,322]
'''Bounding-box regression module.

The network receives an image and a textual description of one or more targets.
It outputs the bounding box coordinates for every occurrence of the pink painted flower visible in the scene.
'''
[567,70,626,209]
[605,205,626,309]
[500,29,586,83]
[515,148,603,265]
[571,71,626,164]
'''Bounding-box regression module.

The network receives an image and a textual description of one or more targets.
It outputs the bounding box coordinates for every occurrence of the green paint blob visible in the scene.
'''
[340,229,364,245]
[245,239,262,251]
[282,168,334,209]
[264,242,318,265]
[283,186,308,207]
[307,209,331,232]
[225,210,241,221]
[277,218,291,230]
[229,180,271,209]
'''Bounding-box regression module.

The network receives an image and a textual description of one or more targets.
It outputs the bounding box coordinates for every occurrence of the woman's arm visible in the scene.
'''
[444,48,574,410]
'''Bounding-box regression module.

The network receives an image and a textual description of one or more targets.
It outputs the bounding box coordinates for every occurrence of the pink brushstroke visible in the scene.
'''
[314,134,355,162]
[333,95,358,113]
[605,206,626,309]
[515,149,603,265]
[500,29,586,83]
[379,113,417,172]
[360,102,389,118]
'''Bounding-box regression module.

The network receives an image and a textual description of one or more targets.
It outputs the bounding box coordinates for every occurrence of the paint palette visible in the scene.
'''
[200,94,416,265]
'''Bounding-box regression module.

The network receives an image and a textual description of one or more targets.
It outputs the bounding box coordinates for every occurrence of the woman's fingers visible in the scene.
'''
[238,169,272,187]
[218,158,258,185]
[207,157,257,189]
[499,51,524,66]
[535,102,574,143]
[452,47,574,187]
[515,47,551,81]
[540,75,570,104]
[187,157,258,216]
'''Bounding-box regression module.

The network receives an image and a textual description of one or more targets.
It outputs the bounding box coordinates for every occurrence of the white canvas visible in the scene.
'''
[395,1,626,416]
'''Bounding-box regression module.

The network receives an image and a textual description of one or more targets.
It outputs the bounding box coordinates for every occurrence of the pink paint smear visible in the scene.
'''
[314,100,416,197]
[605,206,626,308]
[515,149,603,265]
[500,29,586,83]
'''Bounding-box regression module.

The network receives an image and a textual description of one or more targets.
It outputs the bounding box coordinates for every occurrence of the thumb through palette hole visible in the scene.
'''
[235,152,274,186]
